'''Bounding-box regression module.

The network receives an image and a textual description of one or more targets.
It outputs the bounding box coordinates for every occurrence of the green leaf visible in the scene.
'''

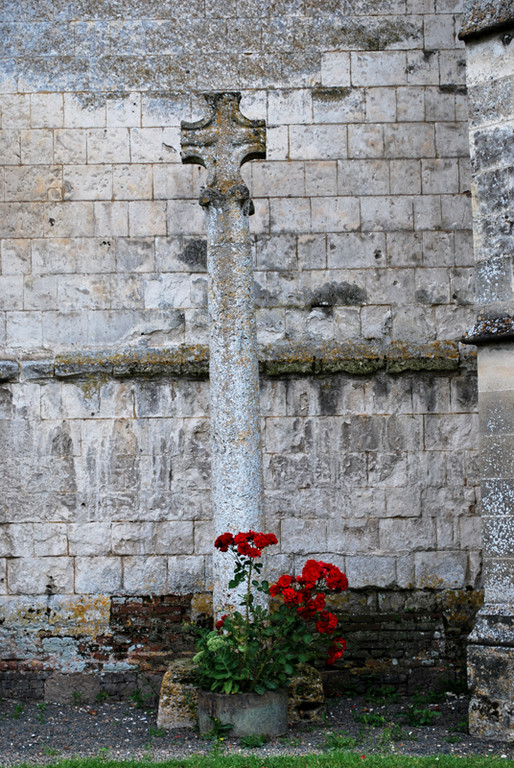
[223,680,233,694]
[303,633,313,644]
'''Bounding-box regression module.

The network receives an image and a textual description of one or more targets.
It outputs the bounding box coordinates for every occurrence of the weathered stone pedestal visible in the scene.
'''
[460,3,514,742]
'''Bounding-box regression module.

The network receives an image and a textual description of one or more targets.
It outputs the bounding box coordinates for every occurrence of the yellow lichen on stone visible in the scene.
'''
[157,656,198,730]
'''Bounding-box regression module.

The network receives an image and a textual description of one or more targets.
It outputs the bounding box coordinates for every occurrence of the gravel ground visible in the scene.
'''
[1,692,513,765]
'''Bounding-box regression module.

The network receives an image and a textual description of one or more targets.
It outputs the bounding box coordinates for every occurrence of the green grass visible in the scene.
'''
[4,754,514,768]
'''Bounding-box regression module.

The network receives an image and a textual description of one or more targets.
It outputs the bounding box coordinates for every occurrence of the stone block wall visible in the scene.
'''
[0,0,482,695]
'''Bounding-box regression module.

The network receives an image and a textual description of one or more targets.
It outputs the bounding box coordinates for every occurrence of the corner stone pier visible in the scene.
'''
[180,93,266,616]
[460,1,514,742]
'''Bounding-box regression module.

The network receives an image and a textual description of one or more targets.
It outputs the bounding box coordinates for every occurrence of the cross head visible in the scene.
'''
[180,92,266,194]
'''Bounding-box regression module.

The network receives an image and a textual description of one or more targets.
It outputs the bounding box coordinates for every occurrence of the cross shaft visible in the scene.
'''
[180,92,267,617]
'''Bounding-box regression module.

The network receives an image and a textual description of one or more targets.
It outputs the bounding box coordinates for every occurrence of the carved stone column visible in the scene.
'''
[181,93,266,617]
[459,2,514,742]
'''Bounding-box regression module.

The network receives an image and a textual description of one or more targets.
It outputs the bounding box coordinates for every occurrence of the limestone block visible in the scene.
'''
[406,49,440,85]
[0,275,23,311]
[123,555,167,594]
[352,52,407,87]
[157,657,198,730]
[396,87,424,122]
[154,522,194,555]
[379,517,436,553]
[483,558,514,604]
[7,310,43,348]
[468,643,514,742]
[64,94,106,128]
[129,201,167,237]
[266,125,288,160]
[144,274,191,309]
[54,129,87,164]
[63,165,112,201]
[289,124,347,160]
[142,93,189,128]
[7,556,74,595]
[253,160,305,197]
[68,523,112,556]
[466,32,514,89]
[362,196,414,232]
[154,165,193,200]
[0,94,30,128]
[270,198,311,234]
[328,519,379,555]
[20,129,53,164]
[130,127,180,163]
[0,130,21,164]
[75,556,122,594]
[268,89,312,125]
[311,197,361,233]
[31,93,64,128]
[167,200,205,235]
[414,551,468,589]
[106,93,141,127]
[32,238,74,274]
[346,554,396,588]
[167,556,205,593]
[33,523,68,556]
[5,165,62,202]
[389,159,422,195]
[193,520,213,556]
[321,52,350,87]
[425,87,456,122]
[338,159,389,196]
[280,518,327,554]
[0,523,34,558]
[436,121,469,157]
[1,238,31,274]
[87,128,130,163]
[303,161,337,197]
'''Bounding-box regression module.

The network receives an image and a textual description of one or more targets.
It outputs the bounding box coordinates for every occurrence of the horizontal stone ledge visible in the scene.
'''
[459,0,514,40]
[461,316,514,345]
[0,341,476,383]
[0,361,19,382]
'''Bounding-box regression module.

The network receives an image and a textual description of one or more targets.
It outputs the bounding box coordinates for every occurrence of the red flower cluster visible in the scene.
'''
[214,530,278,559]
[300,559,349,592]
[215,614,227,630]
[316,610,337,634]
[269,558,348,665]
[327,637,347,665]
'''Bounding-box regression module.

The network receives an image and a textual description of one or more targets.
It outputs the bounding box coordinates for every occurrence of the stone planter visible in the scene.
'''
[197,688,288,737]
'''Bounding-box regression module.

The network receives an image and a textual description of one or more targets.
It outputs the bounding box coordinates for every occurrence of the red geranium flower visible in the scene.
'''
[215,614,227,630]
[276,574,293,590]
[214,532,234,551]
[316,611,337,634]
[301,559,322,586]
[326,565,348,592]
[326,637,347,664]
[254,532,278,549]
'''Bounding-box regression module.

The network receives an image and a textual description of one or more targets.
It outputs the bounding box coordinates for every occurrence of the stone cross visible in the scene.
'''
[181,93,266,617]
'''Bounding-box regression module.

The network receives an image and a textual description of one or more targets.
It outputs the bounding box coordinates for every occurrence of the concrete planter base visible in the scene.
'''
[197,688,288,737]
